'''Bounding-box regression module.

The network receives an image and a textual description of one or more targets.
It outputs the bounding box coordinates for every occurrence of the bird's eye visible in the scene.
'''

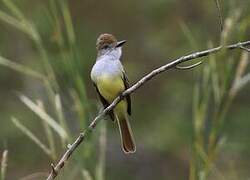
[103,45,109,49]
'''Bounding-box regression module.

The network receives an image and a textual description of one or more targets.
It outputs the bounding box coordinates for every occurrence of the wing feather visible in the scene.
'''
[93,83,115,121]
[122,72,132,115]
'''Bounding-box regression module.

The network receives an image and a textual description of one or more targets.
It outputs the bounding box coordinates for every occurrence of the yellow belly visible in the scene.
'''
[97,74,125,103]
[97,74,127,116]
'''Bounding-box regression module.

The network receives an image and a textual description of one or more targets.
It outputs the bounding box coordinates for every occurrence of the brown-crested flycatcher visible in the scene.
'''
[91,34,136,153]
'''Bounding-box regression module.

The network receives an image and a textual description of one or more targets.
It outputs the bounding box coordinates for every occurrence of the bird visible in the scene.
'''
[91,33,136,153]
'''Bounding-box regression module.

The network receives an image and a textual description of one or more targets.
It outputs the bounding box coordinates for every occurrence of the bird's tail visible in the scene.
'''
[116,111,136,154]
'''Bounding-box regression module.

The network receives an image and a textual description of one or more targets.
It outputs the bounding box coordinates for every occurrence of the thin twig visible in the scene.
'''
[175,61,203,70]
[239,45,250,52]
[214,0,224,32]
[46,40,250,180]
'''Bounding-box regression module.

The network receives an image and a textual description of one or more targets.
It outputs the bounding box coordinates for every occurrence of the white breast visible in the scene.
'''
[91,56,124,83]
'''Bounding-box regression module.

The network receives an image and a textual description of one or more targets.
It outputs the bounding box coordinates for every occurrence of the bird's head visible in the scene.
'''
[96,34,126,57]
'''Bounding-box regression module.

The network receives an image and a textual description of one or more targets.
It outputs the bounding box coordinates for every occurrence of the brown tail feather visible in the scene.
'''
[117,114,136,153]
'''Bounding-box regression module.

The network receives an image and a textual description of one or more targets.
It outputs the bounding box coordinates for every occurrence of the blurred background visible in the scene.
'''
[0,0,250,179]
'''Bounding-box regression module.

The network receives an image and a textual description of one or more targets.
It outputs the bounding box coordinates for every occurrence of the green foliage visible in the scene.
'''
[0,0,249,180]
[0,0,105,179]
[187,8,250,180]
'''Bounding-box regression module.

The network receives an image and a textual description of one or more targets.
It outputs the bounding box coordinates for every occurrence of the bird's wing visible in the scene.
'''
[122,71,132,115]
[93,82,115,121]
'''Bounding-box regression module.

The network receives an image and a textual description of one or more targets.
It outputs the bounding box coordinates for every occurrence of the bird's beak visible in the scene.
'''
[116,40,126,48]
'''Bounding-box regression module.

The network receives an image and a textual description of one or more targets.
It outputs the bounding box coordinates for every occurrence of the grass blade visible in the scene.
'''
[0,56,43,80]
[0,150,8,180]
[19,95,68,140]
[37,100,56,160]
[59,0,75,46]
[0,10,28,34]
[11,117,52,157]
[214,0,223,32]
[230,52,249,96]
[2,0,25,20]
[179,22,198,50]
[234,73,250,92]
[82,169,93,180]
[55,94,69,146]
[95,123,107,180]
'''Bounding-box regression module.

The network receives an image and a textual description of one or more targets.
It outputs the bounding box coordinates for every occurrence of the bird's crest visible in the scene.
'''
[96,33,117,50]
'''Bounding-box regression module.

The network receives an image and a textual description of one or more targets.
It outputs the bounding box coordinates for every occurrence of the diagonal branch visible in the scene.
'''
[46,40,250,180]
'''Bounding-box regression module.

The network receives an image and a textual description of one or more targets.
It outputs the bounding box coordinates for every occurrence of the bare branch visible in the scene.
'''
[46,40,250,180]
[239,46,250,52]
[50,164,57,176]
